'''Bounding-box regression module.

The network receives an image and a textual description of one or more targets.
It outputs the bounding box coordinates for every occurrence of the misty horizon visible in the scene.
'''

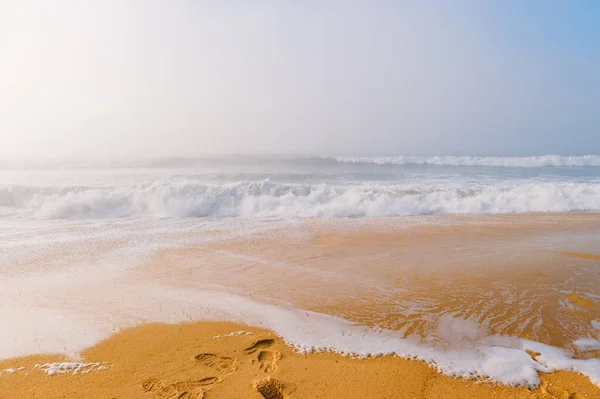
[1,1,599,159]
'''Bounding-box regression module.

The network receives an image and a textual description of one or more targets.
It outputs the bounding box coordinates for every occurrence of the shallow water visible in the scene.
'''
[2,156,600,386]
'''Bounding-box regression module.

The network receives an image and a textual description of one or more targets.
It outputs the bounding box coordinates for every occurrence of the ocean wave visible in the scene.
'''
[3,154,600,170]
[330,155,600,167]
[2,180,600,220]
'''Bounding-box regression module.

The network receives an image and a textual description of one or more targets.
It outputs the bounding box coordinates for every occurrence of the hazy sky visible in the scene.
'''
[0,1,599,158]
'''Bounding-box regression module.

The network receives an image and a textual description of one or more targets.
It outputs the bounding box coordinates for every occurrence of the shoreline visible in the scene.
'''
[1,321,599,399]
[2,213,600,397]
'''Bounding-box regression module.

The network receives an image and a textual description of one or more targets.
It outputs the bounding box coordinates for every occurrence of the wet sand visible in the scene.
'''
[136,213,600,349]
[1,214,600,397]
[1,321,599,399]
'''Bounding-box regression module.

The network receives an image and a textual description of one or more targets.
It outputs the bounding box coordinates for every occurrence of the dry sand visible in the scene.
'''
[0,321,599,399]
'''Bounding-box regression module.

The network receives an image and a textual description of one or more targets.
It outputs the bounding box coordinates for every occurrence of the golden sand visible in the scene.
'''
[0,321,598,399]
[2,214,600,398]
[132,214,600,349]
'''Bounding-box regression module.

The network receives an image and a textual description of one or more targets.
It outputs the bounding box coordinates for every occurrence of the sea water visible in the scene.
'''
[1,155,600,387]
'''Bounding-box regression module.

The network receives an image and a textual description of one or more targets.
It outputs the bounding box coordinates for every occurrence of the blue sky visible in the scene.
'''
[0,1,598,157]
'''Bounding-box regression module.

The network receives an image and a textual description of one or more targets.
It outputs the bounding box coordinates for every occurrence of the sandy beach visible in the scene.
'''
[3,0,600,396]
[1,214,600,398]
[1,321,599,399]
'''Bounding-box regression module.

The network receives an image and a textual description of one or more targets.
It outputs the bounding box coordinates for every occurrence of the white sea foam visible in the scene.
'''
[2,180,600,220]
[2,283,599,387]
[35,362,110,375]
[331,155,600,167]
[574,339,600,352]
[0,367,25,375]
[213,331,253,339]
[137,290,600,387]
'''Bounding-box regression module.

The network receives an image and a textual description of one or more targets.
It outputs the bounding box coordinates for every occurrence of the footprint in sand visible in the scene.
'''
[173,391,205,399]
[540,380,585,399]
[244,339,275,355]
[141,378,180,398]
[142,378,171,394]
[526,352,585,399]
[252,377,288,399]
[171,377,219,390]
[141,377,218,399]
[257,351,281,373]
[194,353,237,374]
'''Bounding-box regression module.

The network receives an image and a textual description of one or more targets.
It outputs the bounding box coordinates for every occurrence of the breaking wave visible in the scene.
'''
[330,155,600,167]
[2,180,600,220]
